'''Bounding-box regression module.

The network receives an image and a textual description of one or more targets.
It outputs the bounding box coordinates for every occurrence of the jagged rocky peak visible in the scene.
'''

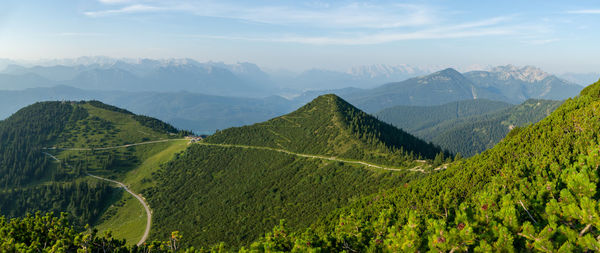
[490,64,551,82]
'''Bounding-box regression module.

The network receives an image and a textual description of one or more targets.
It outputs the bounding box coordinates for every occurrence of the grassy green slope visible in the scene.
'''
[52,102,187,245]
[146,94,443,248]
[94,139,188,244]
[247,80,600,251]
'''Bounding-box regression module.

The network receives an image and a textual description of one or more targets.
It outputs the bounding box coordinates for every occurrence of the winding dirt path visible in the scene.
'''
[42,152,152,246]
[46,138,438,173]
[41,138,443,245]
[43,139,183,151]
[194,142,433,173]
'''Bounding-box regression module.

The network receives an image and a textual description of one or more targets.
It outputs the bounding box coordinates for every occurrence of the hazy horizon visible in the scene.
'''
[1,1,600,73]
[1,56,598,78]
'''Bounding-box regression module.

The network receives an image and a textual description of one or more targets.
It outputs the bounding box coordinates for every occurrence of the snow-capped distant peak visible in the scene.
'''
[346,64,425,78]
[490,65,551,82]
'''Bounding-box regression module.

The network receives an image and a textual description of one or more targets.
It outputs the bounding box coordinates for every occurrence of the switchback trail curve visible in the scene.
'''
[42,152,152,246]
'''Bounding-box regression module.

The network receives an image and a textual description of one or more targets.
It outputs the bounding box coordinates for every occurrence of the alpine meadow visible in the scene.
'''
[1,0,600,252]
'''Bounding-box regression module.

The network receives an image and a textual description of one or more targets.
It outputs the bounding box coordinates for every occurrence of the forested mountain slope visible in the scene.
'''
[245,80,600,251]
[207,94,445,167]
[375,99,512,134]
[145,94,446,248]
[0,102,85,188]
[0,101,188,243]
[427,99,562,156]
[377,99,562,157]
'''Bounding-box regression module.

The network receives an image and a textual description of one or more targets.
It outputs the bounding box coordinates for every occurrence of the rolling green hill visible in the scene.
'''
[244,80,600,252]
[0,100,189,244]
[207,94,446,167]
[3,82,600,252]
[377,99,561,157]
[145,94,446,248]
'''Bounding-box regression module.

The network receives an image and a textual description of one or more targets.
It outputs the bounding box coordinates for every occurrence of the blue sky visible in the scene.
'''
[0,0,599,73]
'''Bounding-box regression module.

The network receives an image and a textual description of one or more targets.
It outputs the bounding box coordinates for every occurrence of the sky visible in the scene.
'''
[0,0,599,73]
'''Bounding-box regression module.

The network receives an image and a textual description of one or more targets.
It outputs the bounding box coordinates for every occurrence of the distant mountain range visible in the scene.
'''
[464,65,581,102]
[0,86,294,134]
[297,65,582,112]
[0,57,590,100]
[0,59,434,95]
[0,64,584,134]
[0,59,276,97]
[274,64,432,90]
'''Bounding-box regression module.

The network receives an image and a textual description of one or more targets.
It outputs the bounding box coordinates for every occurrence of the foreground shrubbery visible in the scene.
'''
[243,81,600,252]
[0,212,214,252]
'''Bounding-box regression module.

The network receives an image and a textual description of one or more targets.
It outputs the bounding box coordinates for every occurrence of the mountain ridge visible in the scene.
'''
[146,93,445,247]
[207,94,446,166]
[244,80,600,252]
[0,100,189,244]
[295,66,582,112]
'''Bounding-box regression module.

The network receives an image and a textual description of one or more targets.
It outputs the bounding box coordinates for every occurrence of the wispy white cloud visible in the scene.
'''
[274,29,511,45]
[183,17,528,45]
[85,1,551,46]
[54,32,108,37]
[98,0,137,4]
[85,1,437,29]
[84,4,162,17]
[567,9,600,14]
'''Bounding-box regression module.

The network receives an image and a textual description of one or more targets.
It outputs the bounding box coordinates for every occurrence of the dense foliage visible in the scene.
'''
[146,144,421,248]
[378,98,561,157]
[132,115,180,134]
[0,101,86,188]
[0,100,188,241]
[425,99,561,156]
[375,99,511,133]
[87,100,190,135]
[87,100,134,115]
[0,212,200,252]
[0,182,114,226]
[4,87,594,252]
[242,80,600,251]
[207,94,446,167]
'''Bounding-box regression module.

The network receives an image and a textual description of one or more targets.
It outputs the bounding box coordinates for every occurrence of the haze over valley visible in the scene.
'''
[2,0,600,252]
[0,59,587,134]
